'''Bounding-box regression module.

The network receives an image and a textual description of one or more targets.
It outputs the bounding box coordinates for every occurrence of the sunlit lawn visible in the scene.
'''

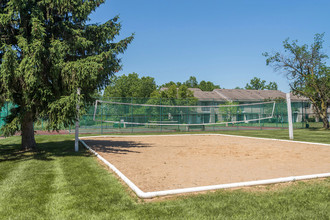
[0,129,329,219]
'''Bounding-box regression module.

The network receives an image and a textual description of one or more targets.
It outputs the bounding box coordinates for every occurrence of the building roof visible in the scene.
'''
[187,88,308,102]
[214,89,286,101]
[188,88,227,100]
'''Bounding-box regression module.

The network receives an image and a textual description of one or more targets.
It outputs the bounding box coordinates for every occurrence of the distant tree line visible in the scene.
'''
[104,74,279,99]
[161,76,221,92]
[103,74,221,99]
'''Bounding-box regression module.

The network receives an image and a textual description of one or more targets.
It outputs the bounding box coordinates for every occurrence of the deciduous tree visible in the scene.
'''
[103,73,156,98]
[161,76,220,91]
[151,84,195,100]
[184,76,198,88]
[264,34,329,129]
[245,77,278,90]
[198,80,221,91]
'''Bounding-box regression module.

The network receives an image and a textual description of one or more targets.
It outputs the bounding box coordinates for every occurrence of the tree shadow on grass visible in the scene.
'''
[0,137,154,162]
[0,143,33,162]
[83,139,153,155]
[0,140,91,163]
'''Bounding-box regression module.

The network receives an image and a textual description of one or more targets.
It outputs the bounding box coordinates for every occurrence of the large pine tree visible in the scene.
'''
[0,1,133,149]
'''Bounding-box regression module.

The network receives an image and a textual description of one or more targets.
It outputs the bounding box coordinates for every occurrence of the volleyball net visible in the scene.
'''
[93,100,276,130]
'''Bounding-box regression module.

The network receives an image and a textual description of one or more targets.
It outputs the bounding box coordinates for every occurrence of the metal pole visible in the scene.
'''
[286,93,294,140]
[160,98,162,132]
[275,101,278,128]
[131,97,133,133]
[101,102,103,134]
[259,103,262,130]
[75,88,81,152]
[301,101,304,128]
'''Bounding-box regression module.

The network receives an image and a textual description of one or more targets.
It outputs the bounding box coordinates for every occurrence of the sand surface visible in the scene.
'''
[82,135,330,192]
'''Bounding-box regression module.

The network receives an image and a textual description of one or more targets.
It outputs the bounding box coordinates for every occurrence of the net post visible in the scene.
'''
[286,93,294,140]
[275,101,278,128]
[93,100,99,121]
[281,102,284,128]
[301,101,304,128]
[75,88,81,152]
[131,97,134,133]
[160,98,162,132]
[212,99,215,132]
[259,103,262,130]
[101,101,103,134]
[262,101,265,128]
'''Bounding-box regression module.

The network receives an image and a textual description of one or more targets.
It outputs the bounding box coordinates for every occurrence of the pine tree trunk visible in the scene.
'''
[21,112,37,150]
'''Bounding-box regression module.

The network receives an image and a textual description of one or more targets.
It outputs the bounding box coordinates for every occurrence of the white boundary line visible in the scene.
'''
[79,134,330,199]
[80,133,330,147]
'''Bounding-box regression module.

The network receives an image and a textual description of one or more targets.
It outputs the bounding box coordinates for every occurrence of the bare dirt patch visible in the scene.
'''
[81,134,330,192]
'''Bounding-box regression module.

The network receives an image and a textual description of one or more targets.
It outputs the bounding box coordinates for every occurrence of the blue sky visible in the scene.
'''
[90,0,330,92]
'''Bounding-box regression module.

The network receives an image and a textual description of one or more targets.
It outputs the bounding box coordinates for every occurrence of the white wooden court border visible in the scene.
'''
[79,134,330,198]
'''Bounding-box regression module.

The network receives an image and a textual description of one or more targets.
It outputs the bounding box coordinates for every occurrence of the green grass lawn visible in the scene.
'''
[0,129,329,219]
